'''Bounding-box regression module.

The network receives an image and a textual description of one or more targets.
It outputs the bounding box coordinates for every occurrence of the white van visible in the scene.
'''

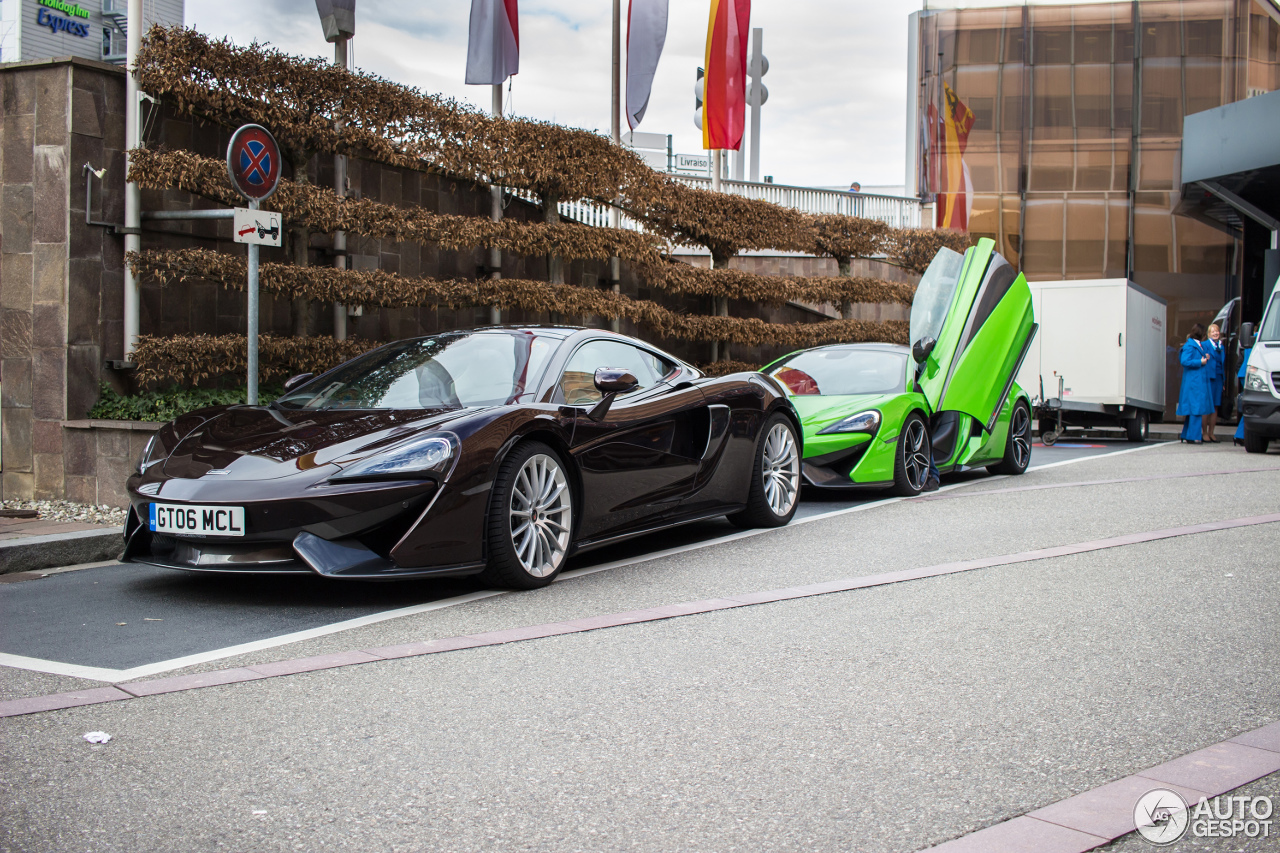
[1240,289,1280,453]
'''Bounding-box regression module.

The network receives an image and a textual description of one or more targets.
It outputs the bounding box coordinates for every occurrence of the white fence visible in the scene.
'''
[513,179,922,236]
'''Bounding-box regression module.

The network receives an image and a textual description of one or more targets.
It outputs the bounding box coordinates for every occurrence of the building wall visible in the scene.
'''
[1,0,183,65]
[914,0,1280,415]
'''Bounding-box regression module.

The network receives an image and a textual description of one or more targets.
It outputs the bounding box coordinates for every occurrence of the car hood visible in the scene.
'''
[161,406,469,480]
[789,393,900,428]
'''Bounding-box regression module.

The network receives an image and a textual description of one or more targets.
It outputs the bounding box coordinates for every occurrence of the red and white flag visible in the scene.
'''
[702,0,750,150]
[466,0,519,85]
[626,0,669,129]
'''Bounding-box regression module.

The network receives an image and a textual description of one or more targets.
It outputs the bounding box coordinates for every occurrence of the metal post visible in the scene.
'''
[609,0,622,332]
[122,0,143,360]
[749,28,763,184]
[489,84,503,325]
[712,149,722,192]
[332,36,349,341]
[247,199,260,405]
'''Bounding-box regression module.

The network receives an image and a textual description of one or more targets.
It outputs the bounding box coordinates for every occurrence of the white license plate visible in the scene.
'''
[149,503,246,537]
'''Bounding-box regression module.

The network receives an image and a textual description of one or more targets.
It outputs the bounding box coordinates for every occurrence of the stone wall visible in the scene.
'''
[1,57,127,501]
[61,419,158,507]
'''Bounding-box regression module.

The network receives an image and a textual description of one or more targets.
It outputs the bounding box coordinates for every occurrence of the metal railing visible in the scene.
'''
[512,178,921,237]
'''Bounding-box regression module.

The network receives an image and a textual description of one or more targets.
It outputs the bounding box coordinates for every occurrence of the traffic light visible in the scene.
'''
[694,67,704,130]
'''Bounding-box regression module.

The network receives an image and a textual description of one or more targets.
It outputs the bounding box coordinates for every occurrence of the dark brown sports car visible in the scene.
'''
[123,327,803,588]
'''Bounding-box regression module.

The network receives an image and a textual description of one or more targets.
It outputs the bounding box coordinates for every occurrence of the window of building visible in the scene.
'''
[1185,19,1224,56]
[1142,21,1181,58]
[1074,28,1112,63]
[1033,29,1072,64]
[1001,94,1023,131]
[964,29,1000,64]
[968,96,995,130]
[1133,244,1170,272]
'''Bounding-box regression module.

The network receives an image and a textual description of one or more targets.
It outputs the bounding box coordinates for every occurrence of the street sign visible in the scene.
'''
[674,153,711,174]
[226,124,282,202]
[623,131,668,150]
[233,208,282,247]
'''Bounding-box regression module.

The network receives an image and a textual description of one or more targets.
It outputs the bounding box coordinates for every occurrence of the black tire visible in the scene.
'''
[478,441,575,590]
[1125,410,1149,442]
[988,400,1032,475]
[1243,428,1270,454]
[1041,428,1058,447]
[890,413,932,497]
[727,413,801,528]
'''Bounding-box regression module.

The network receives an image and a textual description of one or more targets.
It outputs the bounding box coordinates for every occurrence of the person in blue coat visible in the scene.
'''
[1235,343,1253,445]
[1202,323,1226,442]
[1177,324,1213,443]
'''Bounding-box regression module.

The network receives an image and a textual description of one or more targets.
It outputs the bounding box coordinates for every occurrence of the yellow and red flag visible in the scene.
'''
[701,0,750,151]
[937,83,975,230]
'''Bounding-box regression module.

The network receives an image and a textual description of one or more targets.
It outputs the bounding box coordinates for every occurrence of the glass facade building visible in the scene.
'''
[909,0,1280,357]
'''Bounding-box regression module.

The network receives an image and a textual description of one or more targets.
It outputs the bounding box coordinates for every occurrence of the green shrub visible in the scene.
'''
[87,383,282,423]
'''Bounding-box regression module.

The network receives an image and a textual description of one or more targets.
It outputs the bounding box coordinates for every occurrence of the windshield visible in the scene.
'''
[909,246,965,347]
[275,331,558,410]
[1259,293,1280,343]
[766,348,908,396]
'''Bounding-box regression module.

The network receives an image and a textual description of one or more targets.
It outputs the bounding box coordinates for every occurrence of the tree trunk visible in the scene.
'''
[837,254,854,320]
[287,150,314,337]
[711,252,731,361]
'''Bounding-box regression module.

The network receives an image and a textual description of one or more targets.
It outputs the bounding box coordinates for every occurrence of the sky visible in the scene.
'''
[185,0,924,191]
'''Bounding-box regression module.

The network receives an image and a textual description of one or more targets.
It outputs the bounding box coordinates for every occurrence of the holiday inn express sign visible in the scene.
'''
[35,0,93,37]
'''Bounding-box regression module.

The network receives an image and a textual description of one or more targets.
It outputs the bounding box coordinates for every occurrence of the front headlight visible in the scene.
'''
[1245,365,1269,393]
[137,434,166,473]
[817,410,882,435]
[330,432,459,482]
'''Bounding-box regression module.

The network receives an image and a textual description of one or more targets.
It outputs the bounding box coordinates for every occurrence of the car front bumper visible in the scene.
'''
[1240,389,1280,438]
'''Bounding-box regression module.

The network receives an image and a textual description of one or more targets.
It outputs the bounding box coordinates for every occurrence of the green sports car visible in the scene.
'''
[762,238,1037,496]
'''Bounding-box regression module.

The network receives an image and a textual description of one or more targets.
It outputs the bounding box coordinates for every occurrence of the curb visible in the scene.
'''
[0,529,123,575]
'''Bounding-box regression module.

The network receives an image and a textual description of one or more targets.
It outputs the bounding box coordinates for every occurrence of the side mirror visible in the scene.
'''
[585,368,639,421]
[283,372,314,392]
[1240,322,1255,349]
[593,367,639,395]
[912,337,937,365]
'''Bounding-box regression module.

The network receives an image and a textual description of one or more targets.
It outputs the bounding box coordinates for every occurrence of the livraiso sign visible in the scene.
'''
[35,0,93,38]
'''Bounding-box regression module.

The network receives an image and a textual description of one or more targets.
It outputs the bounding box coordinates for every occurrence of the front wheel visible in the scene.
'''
[1125,410,1149,442]
[727,413,801,528]
[890,413,932,496]
[988,400,1032,475]
[1243,428,1270,454]
[479,441,575,589]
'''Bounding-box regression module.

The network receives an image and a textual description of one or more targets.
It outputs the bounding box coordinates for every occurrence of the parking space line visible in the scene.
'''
[0,439,1181,685]
[911,465,1277,502]
[2,509,1276,718]
[925,724,1280,852]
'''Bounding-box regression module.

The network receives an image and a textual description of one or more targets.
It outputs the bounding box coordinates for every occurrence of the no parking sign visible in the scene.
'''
[226,124,281,202]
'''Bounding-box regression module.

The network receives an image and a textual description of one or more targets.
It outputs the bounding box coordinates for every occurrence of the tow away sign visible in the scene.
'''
[233,208,282,247]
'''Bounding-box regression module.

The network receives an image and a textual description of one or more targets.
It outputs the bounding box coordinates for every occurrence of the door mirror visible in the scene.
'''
[283,372,314,392]
[912,337,937,365]
[1241,322,1255,349]
[594,368,640,395]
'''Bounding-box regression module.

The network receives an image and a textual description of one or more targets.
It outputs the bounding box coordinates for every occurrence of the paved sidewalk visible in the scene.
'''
[0,516,122,577]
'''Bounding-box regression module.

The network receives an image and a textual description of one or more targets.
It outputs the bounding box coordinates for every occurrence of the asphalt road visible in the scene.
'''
[0,441,1144,675]
[4,438,1279,853]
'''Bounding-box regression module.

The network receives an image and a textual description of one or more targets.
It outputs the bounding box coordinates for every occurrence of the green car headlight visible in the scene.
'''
[817,410,882,435]
[331,432,459,482]
[1245,365,1269,393]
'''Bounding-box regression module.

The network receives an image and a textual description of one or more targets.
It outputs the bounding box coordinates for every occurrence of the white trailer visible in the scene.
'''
[1015,279,1167,443]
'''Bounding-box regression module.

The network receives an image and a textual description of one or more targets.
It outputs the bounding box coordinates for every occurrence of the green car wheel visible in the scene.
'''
[891,414,932,496]
[987,400,1032,475]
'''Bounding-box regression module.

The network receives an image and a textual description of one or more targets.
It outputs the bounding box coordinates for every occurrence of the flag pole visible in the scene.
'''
[490,83,503,325]
[608,0,622,332]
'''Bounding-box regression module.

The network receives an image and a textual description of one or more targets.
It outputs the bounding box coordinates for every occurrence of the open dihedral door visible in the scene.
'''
[915,238,1037,431]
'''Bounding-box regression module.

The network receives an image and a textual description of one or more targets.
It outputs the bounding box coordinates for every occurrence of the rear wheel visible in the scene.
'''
[988,401,1032,475]
[727,414,801,528]
[1243,428,1270,454]
[479,442,575,590]
[890,414,932,496]
[1125,410,1149,442]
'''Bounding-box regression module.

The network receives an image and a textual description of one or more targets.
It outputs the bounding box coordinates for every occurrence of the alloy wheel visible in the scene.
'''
[903,419,931,491]
[762,422,800,516]
[1011,406,1031,469]
[509,453,572,578]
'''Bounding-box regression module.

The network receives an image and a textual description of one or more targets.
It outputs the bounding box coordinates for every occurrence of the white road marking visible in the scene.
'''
[0,440,1176,683]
